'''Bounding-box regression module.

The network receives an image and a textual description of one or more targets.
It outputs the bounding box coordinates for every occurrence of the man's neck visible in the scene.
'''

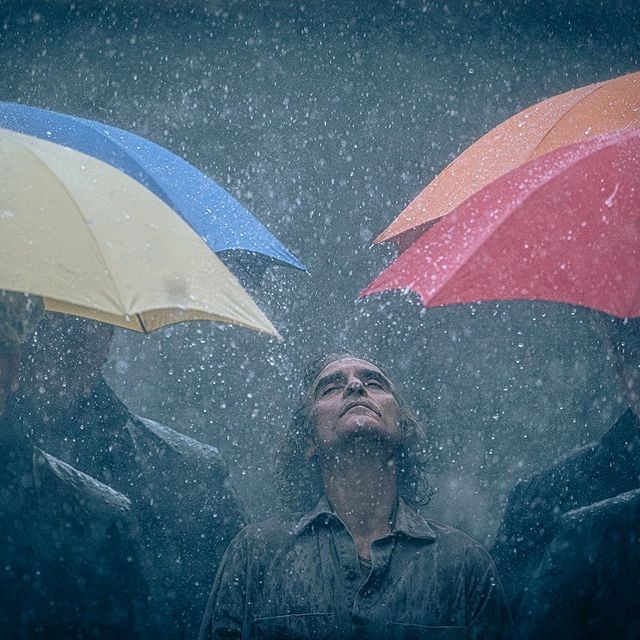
[321,446,398,560]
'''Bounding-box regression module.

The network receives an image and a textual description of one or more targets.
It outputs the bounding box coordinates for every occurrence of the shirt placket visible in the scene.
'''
[328,519,362,637]
[329,519,396,639]
[352,536,395,638]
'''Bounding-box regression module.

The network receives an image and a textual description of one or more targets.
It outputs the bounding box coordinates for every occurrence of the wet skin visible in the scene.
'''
[308,357,402,455]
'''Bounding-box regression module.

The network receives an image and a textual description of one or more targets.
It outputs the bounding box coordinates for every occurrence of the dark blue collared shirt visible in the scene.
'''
[199,496,511,639]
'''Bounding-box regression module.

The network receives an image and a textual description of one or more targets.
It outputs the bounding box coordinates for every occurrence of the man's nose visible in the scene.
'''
[344,378,366,396]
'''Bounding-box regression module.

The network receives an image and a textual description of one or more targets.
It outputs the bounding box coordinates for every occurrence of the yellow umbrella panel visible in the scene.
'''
[0,127,278,337]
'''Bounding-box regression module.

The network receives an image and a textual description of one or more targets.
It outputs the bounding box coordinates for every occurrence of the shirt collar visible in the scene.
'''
[292,494,437,541]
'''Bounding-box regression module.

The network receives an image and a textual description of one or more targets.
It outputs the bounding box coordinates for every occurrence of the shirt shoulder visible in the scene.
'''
[234,511,305,546]
[421,517,496,566]
[421,517,474,540]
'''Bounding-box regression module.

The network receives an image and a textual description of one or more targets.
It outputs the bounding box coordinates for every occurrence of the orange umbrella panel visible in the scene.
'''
[375,70,640,248]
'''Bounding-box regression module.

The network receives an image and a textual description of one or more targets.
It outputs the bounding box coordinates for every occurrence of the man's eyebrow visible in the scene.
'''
[358,369,390,386]
[314,371,345,393]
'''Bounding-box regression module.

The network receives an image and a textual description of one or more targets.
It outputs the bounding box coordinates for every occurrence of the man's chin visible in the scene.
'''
[336,423,401,451]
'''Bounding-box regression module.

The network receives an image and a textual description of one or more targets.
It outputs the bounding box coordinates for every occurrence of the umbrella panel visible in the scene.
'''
[0,101,305,271]
[362,129,640,319]
[375,70,640,247]
[0,127,278,336]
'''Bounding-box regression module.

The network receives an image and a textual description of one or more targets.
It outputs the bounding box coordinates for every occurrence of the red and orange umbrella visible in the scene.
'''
[361,128,640,319]
[375,71,640,251]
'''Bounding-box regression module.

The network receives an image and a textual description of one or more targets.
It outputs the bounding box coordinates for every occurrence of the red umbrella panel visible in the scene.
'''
[361,128,640,319]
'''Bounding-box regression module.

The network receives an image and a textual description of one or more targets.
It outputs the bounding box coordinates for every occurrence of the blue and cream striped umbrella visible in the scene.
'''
[0,101,305,274]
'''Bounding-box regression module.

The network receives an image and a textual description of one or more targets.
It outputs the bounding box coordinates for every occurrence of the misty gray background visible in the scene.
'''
[2,0,638,545]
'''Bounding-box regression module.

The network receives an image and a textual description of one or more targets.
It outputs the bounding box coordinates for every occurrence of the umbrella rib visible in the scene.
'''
[533,81,606,157]
[19,141,127,314]
[122,306,280,337]
[136,313,148,334]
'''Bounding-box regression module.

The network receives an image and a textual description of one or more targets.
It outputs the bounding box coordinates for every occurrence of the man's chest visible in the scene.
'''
[246,532,467,638]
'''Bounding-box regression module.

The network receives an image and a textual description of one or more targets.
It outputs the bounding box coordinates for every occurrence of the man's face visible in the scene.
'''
[20,315,114,409]
[308,357,402,456]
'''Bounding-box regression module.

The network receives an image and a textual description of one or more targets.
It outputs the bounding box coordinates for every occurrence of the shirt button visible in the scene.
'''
[347,569,358,580]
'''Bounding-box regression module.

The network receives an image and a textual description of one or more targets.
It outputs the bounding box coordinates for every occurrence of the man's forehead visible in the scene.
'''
[315,357,385,382]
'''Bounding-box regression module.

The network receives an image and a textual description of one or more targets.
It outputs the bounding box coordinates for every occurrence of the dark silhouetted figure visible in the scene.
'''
[0,292,153,638]
[16,314,245,639]
[513,487,640,640]
[200,352,511,639]
[492,318,640,619]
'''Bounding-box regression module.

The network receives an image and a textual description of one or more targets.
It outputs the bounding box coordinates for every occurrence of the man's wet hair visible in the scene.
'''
[274,350,433,511]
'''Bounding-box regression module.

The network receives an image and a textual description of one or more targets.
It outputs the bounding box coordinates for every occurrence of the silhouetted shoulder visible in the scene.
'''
[494,439,600,543]
[561,486,640,534]
[34,447,131,515]
[512,440,600,508]
[126,415,227,479]
[493,418,640,616]
[507,410,640,517]
[25,449,154,639]
[494,438,603,548]
[123,415,245,638]
[514,488,640,640]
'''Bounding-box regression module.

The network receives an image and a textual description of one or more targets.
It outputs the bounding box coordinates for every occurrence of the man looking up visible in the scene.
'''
[200,352,510,639]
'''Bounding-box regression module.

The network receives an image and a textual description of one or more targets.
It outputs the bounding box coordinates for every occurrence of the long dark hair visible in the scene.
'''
[274,351,433,511]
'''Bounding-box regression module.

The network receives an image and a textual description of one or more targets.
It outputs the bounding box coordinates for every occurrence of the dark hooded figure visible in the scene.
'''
[512,487,640,640]
[14,314,245,639]
[0,292,153,638]
[491,318,640,618]
[199,352,511,640]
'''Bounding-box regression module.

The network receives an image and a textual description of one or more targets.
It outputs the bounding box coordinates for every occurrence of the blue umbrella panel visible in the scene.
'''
[0,102,305,278]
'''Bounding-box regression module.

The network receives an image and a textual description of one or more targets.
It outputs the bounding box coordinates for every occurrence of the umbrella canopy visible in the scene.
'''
[374,70,640,249]
[0,101,305,272]
[0,127,279,336]
[361,128,640,319]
